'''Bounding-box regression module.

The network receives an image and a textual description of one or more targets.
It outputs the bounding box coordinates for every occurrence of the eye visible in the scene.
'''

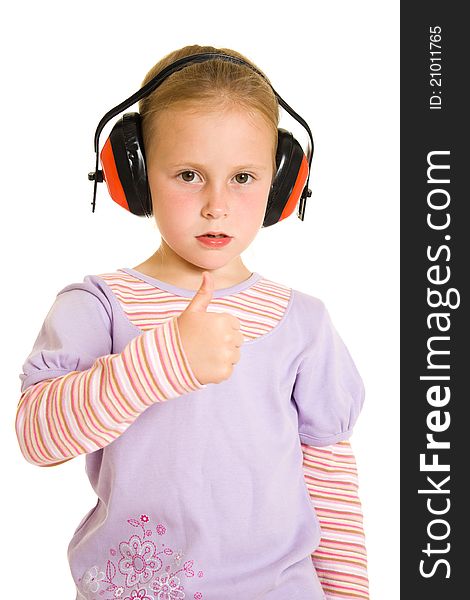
[234,172,254,184]
[176,170,254,184]
[177,170,201,183]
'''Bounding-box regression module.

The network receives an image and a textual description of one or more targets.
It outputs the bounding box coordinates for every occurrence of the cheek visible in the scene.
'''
[227,191,269,235]
[244,187,270,219]
[149,177,194,224]
[154,200,190,232]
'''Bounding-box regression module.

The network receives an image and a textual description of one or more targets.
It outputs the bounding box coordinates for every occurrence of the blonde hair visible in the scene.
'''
[138,44,279,176]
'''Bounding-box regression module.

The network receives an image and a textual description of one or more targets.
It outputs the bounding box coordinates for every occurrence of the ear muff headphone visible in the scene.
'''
[89,52,314,228]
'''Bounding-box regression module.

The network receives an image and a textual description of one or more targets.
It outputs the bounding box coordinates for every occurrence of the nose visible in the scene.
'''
[201,183,230,219]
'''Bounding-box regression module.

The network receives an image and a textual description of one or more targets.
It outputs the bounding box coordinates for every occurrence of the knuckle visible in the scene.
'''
[221,364,233,379]
[216,359,232,378]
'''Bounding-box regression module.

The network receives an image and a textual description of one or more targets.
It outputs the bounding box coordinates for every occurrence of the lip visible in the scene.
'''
[195,234,233,248]
[196,231,232,237]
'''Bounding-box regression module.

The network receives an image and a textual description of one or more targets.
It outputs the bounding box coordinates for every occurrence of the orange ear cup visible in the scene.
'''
[278,153,309,222]
[262,128,311,227]
[99,113,151,217]
[100,137,130,212]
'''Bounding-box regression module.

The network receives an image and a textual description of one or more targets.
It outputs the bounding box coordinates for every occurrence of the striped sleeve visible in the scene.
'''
[301,440,369,600]
[15,287,206,468]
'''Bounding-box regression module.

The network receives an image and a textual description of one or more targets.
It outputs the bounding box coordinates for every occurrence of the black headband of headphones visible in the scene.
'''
[90,52,314,214]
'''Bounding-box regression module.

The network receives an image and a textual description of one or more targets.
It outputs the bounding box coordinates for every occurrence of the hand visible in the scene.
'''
[176,271,244,385]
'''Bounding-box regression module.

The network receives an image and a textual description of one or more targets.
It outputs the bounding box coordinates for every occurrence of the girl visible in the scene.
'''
[16,45,368,600]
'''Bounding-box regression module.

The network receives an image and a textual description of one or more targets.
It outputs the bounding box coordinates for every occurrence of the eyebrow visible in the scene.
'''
[169,162,268,171]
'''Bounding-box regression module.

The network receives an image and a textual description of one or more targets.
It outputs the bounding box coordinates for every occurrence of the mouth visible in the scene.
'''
[195,232,233,248]
[195,231,232,238]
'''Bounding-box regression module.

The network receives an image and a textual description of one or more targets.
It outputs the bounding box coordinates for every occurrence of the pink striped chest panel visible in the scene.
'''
[97,270,292,342]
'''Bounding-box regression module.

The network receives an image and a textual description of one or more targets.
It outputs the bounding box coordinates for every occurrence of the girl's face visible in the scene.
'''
[145,104,275,276]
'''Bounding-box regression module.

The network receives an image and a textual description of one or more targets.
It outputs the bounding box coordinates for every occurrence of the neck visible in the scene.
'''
[132,242,252,291]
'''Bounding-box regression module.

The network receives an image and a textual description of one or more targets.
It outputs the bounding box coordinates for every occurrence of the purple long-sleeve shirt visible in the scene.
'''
[18,269,365,599]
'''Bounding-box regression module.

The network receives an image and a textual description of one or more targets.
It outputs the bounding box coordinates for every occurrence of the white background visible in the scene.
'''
[2,1,399,597]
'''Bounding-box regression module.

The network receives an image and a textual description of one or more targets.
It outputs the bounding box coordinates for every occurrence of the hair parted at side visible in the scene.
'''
[138,44,280,176]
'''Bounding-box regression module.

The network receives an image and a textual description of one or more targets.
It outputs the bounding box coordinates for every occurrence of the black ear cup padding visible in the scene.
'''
[262,129,303,228]
[110,113,151,217]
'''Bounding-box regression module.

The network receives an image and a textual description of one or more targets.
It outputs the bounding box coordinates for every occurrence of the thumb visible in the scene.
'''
[185,271,214,313]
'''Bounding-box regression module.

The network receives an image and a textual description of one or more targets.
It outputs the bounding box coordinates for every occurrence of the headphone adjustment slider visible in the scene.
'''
[88,170,104,183]
[298,188,311,221]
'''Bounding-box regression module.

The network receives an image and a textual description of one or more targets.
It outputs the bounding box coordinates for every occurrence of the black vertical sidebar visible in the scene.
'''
[401,2,467,596]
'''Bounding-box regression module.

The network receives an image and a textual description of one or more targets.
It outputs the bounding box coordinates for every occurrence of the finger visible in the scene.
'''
[185,271,214,313]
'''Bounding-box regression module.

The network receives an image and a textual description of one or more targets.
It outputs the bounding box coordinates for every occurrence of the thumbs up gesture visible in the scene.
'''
[176,271,244,385]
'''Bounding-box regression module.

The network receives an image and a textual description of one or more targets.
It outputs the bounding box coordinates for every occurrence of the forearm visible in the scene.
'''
[301,440,369,599]
[16,316,204,467]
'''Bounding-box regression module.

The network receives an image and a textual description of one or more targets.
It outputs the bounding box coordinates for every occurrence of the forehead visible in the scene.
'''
[156,104,269,133]
[148,104,274,161]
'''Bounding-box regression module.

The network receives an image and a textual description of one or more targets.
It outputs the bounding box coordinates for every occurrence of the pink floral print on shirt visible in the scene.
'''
[78,513,205,600]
